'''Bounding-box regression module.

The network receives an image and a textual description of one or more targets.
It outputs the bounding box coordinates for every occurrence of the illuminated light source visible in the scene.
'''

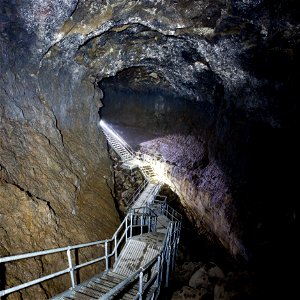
[152,160,166,182]
[99,119,134,155]
[99,119,168,183]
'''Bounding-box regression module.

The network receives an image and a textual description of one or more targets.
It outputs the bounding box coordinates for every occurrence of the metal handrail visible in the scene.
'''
[0,212,157,298]
[127,182,161,213]
[103,216,182,300]
[126,179,149,210]
[99,253,159,300]
[100,220,176,300]
[152,199,182,222]
[0,210,181,299]
[100,120,135,157]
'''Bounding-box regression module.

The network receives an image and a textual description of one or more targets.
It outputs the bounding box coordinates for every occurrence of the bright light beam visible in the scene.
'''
[99,119,134,155]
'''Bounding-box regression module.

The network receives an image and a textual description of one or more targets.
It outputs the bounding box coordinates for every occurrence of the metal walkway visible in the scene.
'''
[53,231,168,300]
[0,121,182,300]
[0,197,181,300]
[130,183,160,211]
[100,120,135,162]
[100,120,157,183]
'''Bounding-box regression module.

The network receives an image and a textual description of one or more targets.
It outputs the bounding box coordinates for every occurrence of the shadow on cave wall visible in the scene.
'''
[213,110,299,297]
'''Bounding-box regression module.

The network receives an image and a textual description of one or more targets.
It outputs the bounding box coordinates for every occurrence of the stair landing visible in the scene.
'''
[52,231,168,300]
[131,184,160,211]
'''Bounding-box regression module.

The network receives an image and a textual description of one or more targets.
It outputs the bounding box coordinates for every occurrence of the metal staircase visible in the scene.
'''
[0,201,181,300]
[0,120,182,300]
[100,120,135,162]
[129,183,160,212]
[99,121,157,183]
[139,164,157,182]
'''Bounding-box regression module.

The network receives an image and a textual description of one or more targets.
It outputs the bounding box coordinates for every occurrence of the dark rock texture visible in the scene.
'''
[1,0,299,298]
[1,1,120,298]
[139,136,246,258]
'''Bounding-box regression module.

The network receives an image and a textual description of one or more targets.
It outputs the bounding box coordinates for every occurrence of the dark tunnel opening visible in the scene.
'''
[98,67,217,149]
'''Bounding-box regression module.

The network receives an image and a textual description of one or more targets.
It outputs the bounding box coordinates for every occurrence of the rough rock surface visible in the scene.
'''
[108,148,144,215]
[1,0,299,298]
[1,1,120,298]
[139,136,245,258]
[171,261,257,300]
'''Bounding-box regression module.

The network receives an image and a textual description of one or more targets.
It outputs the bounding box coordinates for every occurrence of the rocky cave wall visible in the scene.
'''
[0,1,121,298]
[0,0,299,298]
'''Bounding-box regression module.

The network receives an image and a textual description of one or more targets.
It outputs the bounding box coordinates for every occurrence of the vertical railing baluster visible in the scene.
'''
[155,255,161,286]
[130,213,133,238]
[140,216,143,235]
[67,247,75,289]
[139,271,144,300]
[105,240,108,271]
[125,216,128,242]
[160,252,165,285]
[166,222,173,288]
[114,235,118,261]
[171,226,176,271]
[148,216,151,232]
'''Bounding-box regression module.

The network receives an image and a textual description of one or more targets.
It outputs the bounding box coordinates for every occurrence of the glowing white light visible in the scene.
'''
[99,120,168,183]
[152,160,166,182]
[99,119,134,155]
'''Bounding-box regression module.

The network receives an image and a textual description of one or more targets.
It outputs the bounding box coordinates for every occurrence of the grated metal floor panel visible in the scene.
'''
[113,238,159,278]
[156,215,170,234]
[51,230,170,300]
[131,183,159,210]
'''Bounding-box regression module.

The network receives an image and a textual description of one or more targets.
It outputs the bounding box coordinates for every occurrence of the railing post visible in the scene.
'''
[165,246,171,288]
[171,224,177,271]
[125,216,128,242]
[165,223,173,288]
[67,247,76,289]
[130,213,133,238]
[105,240,109,271]
[155,255,161,286]
[140,216,143,235]
[114,235,118,262]
[139,271,144,300]
[160,252,165,284]
[148,216,151,232]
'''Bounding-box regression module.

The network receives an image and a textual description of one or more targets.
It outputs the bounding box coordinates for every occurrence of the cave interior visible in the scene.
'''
[0,0,299,299]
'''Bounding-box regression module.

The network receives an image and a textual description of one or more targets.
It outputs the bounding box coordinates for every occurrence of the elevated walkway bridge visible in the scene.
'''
[0,120,182,300]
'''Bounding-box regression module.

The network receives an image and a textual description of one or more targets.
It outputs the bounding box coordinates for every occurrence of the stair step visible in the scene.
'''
[69,291,97,299]
[76,287,102,298]
[113,239,160,278]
